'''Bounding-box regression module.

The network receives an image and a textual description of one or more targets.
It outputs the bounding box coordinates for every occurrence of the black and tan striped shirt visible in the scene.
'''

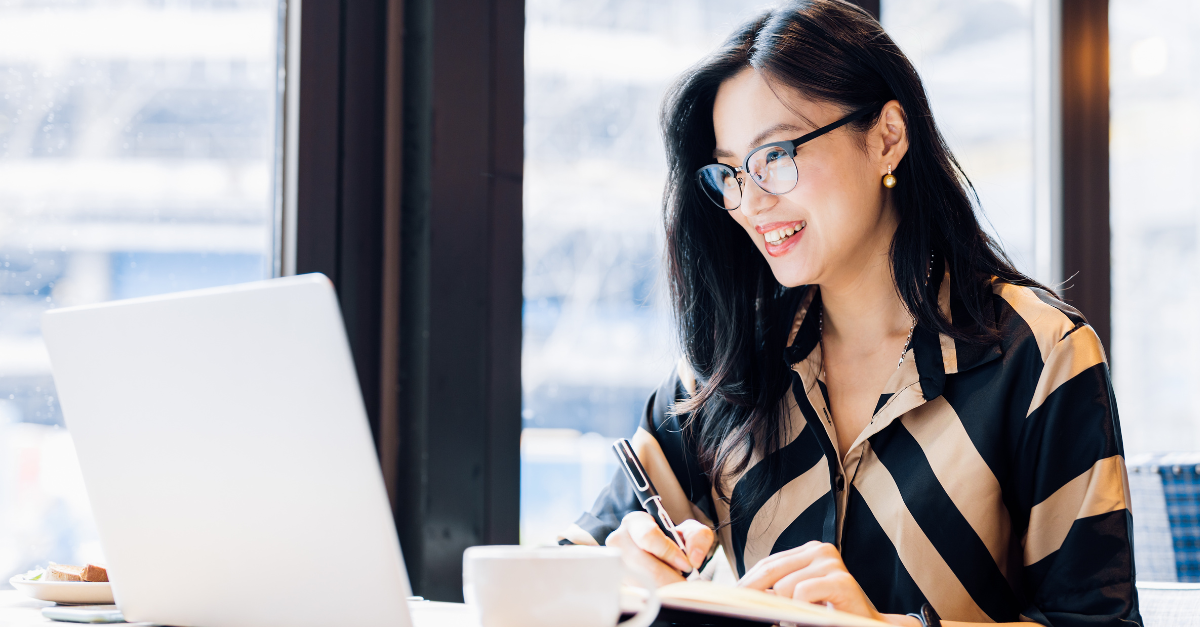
[561,267,1140,625]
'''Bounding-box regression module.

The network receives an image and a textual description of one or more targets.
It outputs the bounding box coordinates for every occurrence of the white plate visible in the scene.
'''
[8,575,115,605]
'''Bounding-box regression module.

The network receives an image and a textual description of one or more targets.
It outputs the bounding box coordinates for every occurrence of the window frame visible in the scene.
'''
[286,0,523,602]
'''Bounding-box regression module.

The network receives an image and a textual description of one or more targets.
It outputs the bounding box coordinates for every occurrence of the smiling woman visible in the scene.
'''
[560,1,1138,626]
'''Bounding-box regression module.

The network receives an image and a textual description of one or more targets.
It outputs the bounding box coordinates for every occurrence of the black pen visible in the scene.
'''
[612,438,694,575]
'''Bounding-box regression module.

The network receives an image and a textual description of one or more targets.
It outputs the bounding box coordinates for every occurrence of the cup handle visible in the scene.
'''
[617,566,661,627]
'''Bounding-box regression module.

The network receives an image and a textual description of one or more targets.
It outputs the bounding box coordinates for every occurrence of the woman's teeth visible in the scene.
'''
[764,221,805,245]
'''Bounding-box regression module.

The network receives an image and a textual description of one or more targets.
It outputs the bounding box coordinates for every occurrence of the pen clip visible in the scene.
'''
[614,439,651,491]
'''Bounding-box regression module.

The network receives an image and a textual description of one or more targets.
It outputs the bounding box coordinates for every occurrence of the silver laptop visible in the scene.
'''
[41,274,414,627]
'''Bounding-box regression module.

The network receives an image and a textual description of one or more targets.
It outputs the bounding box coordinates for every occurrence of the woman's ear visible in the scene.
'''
[875,100,909,173]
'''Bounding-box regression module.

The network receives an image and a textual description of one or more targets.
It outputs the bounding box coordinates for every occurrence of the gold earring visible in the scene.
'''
[883,165,897,189]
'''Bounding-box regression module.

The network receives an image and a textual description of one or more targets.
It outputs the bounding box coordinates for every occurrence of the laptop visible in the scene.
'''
[41,274,414,627]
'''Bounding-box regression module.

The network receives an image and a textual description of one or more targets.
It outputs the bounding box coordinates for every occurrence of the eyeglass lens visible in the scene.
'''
[697,144,799,210]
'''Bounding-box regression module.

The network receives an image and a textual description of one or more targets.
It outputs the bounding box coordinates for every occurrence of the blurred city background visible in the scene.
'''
[0,0,278,582]
[519,0,1046,545]
[519,0,1200,547]
[0,0,1195,584]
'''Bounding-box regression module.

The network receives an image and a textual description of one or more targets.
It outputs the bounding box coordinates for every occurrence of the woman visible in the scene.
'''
[558,1,1138,626]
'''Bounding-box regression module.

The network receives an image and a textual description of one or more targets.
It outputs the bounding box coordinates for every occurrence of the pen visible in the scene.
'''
[612,438,695,575]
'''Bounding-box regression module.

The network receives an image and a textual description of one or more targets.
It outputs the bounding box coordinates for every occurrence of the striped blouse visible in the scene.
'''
[560,266,1140,625]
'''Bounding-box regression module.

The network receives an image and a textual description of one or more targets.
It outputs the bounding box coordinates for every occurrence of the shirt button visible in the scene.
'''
[836,476,845,492]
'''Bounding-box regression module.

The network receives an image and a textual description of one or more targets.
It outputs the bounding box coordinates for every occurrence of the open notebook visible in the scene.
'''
[622,581,892,627]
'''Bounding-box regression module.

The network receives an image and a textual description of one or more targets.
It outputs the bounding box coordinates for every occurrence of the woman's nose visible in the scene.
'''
[738,178,775,218]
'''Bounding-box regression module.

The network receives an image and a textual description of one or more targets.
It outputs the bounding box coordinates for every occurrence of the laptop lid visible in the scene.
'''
[41,274,413,627]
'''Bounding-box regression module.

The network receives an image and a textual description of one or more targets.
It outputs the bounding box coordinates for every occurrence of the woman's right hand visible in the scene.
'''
[605,511,715,587]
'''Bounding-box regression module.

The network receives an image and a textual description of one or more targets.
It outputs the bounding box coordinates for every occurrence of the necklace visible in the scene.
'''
[818,308,915,372]
[818,250,935,374]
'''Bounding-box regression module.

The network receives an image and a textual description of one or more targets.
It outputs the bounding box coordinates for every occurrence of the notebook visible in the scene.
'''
[623,581,892,627]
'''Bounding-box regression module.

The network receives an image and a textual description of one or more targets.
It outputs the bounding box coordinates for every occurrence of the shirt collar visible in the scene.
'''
[783,257,1002,402]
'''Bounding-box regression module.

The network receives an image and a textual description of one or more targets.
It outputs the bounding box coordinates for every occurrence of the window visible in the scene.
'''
[0,0,283,579]
[882,0,1040,278]
[519,0,1050,546]
[1110,0,1199,456]
[520,0,780,546]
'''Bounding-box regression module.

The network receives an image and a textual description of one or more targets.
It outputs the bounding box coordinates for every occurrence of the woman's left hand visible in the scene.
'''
[736,541,891,622]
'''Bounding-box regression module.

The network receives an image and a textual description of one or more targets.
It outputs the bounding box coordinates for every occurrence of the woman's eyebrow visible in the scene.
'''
[712,122,809,159]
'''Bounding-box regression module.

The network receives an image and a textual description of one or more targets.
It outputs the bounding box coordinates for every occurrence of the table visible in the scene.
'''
[0,590,479,627]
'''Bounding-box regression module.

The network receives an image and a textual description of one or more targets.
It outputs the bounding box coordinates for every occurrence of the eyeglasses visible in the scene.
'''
[695,104,880,211]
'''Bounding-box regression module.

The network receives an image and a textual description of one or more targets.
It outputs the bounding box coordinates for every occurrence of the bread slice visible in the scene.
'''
[45,563,108,582]
[46,563,84,582]
[80,564,108,582]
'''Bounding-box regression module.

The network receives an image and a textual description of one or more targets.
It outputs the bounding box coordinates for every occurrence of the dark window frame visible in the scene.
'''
[854,0,881,19]
[1061,0,1110,352]
[293,0,522,601]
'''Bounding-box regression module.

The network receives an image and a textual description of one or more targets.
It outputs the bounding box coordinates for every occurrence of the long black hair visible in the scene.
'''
[662,0,1049,502]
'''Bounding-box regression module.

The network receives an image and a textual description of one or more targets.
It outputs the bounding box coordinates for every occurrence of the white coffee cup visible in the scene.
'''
[463,545,660,627]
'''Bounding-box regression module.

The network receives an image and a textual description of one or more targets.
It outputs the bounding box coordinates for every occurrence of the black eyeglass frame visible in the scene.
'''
[695,103,882,211]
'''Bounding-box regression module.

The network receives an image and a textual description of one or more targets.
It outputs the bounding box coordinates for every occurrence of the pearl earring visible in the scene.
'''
[883,165,897,189]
